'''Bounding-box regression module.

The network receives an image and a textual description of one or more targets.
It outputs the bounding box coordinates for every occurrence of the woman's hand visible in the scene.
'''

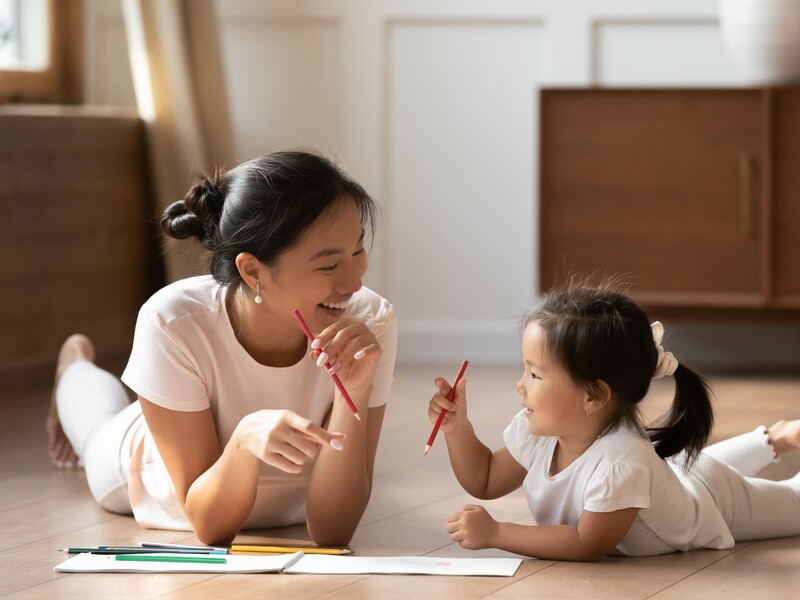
[234,409,346,473]
[309,318,381,394]
[446,504,499,550]
[427,375,468,434]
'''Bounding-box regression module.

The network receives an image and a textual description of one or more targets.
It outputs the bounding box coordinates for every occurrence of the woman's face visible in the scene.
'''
[515,322,589,438]
[262,197,368,334]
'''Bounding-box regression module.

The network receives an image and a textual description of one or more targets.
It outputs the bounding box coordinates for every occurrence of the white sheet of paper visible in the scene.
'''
[54,552,522,577]
[282,555,522,577]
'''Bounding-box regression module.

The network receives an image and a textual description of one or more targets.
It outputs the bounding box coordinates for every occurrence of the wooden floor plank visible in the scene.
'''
[648,537,800,599]
[1,364,799,598]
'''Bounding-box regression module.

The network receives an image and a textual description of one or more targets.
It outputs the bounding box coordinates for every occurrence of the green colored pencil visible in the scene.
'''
[115,554,226,564]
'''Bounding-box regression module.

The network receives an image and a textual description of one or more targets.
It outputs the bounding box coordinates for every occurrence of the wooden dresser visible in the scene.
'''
[539,87,800,317]
[0,106,164,392]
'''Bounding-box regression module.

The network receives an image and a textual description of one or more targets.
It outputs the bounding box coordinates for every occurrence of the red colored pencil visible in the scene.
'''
[424,360,469,455]
[292,309,361,422]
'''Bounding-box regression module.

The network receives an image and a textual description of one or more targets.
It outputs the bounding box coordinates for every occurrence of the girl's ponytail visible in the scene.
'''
[646,363,714,464]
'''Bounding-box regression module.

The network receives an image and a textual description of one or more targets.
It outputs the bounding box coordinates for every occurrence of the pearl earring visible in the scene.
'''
[254,283,263,304]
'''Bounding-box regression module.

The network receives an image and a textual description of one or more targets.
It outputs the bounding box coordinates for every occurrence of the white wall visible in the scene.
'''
[84,0,136,109]
[86,0,800,370]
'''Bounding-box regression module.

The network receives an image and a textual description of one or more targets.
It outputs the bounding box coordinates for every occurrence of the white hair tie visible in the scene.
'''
[651,321,678,378]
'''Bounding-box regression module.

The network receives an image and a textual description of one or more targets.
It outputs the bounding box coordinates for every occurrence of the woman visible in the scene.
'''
[46,150,397,546]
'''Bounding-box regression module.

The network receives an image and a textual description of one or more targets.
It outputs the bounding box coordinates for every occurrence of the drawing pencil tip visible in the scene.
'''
[354,412,362,423]
[424,445,431,455]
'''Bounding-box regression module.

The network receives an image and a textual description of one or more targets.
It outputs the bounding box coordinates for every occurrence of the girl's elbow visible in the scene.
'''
[576,542,615,562]
[464,487,488,500]
[459,480,493,500]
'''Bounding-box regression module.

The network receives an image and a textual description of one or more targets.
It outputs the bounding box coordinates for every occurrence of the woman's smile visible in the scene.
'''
[318,299,350,317]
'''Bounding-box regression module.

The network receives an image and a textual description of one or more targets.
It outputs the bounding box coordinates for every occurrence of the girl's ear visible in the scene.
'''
[585,380,613,415]
[235,252,262,290]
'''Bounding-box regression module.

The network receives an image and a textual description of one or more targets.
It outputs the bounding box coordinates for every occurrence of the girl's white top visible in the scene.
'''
[121,275,397,531]
[504,410,734,555]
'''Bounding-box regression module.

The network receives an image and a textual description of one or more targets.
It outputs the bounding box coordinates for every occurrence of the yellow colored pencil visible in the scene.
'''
[231,544,351,555]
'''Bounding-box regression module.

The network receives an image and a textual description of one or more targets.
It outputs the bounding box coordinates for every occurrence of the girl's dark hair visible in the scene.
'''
[526,279,714,464]
[161,150,378,287]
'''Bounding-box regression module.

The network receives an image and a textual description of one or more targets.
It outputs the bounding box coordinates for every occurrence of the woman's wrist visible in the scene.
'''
[338,383,373,412]
[229,416,262,466]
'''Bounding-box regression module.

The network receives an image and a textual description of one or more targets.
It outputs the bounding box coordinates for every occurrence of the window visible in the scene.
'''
[0,0,83,103]
[0,0,49,70]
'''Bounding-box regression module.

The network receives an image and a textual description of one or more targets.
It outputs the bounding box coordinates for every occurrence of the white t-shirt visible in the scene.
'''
[121,275,397,531]
[504,410,734,556]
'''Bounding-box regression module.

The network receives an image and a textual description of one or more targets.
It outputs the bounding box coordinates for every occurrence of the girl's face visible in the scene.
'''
[261,197,368,333]
[515,322,590,439]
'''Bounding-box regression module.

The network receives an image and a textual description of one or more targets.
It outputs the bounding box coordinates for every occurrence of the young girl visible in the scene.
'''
[46,150,397,546]
[427,281,800,560]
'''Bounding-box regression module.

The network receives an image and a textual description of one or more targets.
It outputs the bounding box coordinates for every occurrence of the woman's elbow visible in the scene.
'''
[306,508,362,546]
[192,520,238,547]
[308,523,355,547]
[196,531,236,548]
[306,505,363,546]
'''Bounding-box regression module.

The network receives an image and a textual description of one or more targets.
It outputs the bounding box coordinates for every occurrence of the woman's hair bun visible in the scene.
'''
[160,172,226,250]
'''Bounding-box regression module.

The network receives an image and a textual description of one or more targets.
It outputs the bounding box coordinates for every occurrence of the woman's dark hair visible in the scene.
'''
[161,149,378,287]
[525,278,714,464]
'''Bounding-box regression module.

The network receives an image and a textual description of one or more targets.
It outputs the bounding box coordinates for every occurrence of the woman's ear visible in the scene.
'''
[235,252,262,290]
[585,380,613,416]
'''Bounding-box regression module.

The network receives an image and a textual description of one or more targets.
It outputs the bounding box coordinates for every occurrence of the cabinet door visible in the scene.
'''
[540,89,766,307]
[773,89,800,307]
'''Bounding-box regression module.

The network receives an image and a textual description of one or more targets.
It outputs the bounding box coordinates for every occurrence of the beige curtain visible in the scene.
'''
[121,0,235,282]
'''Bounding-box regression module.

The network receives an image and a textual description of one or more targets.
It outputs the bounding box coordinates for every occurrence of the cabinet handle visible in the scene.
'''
[738,152,753,239]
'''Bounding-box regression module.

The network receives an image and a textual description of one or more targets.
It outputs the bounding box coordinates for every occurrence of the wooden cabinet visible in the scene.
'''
[0,107,164,391]
[539,87,800,313]
[773,90,800,306]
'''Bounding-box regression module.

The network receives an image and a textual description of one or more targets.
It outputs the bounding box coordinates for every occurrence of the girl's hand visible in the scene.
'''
[309,318,381,394]
[427,376,468,434]
[446,504,499,550]
[234,409,346,474]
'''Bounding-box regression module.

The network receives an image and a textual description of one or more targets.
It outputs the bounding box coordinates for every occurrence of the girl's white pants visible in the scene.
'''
[690,426,800,540]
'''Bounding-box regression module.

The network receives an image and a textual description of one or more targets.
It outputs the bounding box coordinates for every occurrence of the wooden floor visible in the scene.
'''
[2,362,800,599]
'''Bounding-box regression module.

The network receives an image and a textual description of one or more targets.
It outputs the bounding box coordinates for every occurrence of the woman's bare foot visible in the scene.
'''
[766,420,800,456]
[46,334,95,468]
